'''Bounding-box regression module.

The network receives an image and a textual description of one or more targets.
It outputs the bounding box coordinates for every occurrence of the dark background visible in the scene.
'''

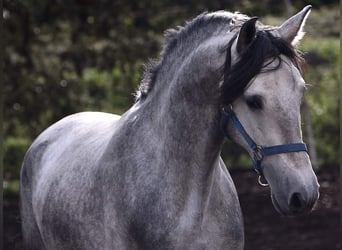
[3,0,340,249]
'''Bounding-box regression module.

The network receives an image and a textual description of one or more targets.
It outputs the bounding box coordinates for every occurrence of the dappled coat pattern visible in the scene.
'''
[20,6,318,250]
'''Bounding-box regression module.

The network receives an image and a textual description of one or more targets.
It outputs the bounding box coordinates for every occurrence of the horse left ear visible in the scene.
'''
[236,17,258,54]
[278,5,312,45]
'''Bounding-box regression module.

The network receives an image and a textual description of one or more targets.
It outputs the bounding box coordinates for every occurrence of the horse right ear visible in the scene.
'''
[278,5,312,45]
[236,17,258,54]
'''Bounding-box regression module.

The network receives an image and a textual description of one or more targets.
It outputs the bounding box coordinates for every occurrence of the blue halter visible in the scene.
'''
[220,106,308,176]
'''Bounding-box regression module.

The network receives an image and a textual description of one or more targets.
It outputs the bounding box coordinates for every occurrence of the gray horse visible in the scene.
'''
[21,6,319,250]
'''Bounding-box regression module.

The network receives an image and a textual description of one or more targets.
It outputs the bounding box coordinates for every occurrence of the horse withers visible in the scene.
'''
[20,6,319,250]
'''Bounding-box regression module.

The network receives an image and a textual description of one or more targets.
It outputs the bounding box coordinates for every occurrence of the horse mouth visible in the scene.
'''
[271,194,288,216]
[271,193,317,216]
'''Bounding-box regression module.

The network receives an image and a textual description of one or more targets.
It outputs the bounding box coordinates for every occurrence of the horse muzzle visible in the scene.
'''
[271,179,320,216]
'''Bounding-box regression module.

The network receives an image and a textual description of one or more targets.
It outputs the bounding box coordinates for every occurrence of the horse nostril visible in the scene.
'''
[289,192,305,213]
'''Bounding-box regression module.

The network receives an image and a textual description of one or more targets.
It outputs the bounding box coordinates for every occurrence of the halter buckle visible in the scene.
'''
[253,145,263,161]
[222,104,233,114]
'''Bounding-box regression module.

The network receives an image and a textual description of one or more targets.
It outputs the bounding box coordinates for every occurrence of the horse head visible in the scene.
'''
[221,6,319,216]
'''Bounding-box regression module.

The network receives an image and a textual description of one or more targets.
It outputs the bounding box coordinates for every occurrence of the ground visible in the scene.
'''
[4,165,340,250]
[232,164,340,250]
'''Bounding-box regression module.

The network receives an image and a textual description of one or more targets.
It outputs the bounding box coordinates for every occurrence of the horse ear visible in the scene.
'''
[236,17,258,54]
[278,5,312,45]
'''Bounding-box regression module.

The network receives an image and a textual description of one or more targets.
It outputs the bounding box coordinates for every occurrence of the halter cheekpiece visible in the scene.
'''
[220,105,308,177]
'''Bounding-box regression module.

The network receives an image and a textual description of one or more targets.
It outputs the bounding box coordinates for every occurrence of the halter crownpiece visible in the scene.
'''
[220,105,308,177]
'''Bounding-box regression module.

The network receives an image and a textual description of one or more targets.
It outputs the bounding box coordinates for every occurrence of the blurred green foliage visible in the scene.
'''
[301,38,340,165]
[3,0,339,187]
[4,137,31,180]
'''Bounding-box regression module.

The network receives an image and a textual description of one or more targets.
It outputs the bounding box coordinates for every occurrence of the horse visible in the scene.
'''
[20,6,319,250]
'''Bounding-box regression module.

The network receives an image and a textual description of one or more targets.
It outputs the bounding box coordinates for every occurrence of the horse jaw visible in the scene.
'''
[277,5,312,46]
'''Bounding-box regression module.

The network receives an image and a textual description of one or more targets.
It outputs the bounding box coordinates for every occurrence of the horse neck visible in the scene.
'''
[138,45,226,182]
[126,27,239,196]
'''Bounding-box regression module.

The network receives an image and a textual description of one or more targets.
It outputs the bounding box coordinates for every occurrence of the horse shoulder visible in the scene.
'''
[208,158,244,249]
[20,111,122,249]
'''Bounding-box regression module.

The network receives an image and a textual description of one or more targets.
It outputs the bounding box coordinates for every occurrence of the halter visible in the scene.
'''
[220,105,308,179]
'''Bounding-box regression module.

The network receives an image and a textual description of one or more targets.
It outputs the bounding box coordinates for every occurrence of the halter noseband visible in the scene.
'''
[220,105,308,177]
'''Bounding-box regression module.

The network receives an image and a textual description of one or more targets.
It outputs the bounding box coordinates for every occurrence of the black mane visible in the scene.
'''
[220,30,303,105]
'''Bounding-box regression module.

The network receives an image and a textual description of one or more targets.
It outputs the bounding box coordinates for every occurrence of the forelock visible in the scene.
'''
[220,30,303,105]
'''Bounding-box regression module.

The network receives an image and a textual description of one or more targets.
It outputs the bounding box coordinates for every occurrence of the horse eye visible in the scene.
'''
[245,95,263,110]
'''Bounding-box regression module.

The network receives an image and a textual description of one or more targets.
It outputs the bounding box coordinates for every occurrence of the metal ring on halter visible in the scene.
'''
[258,175,269,187]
